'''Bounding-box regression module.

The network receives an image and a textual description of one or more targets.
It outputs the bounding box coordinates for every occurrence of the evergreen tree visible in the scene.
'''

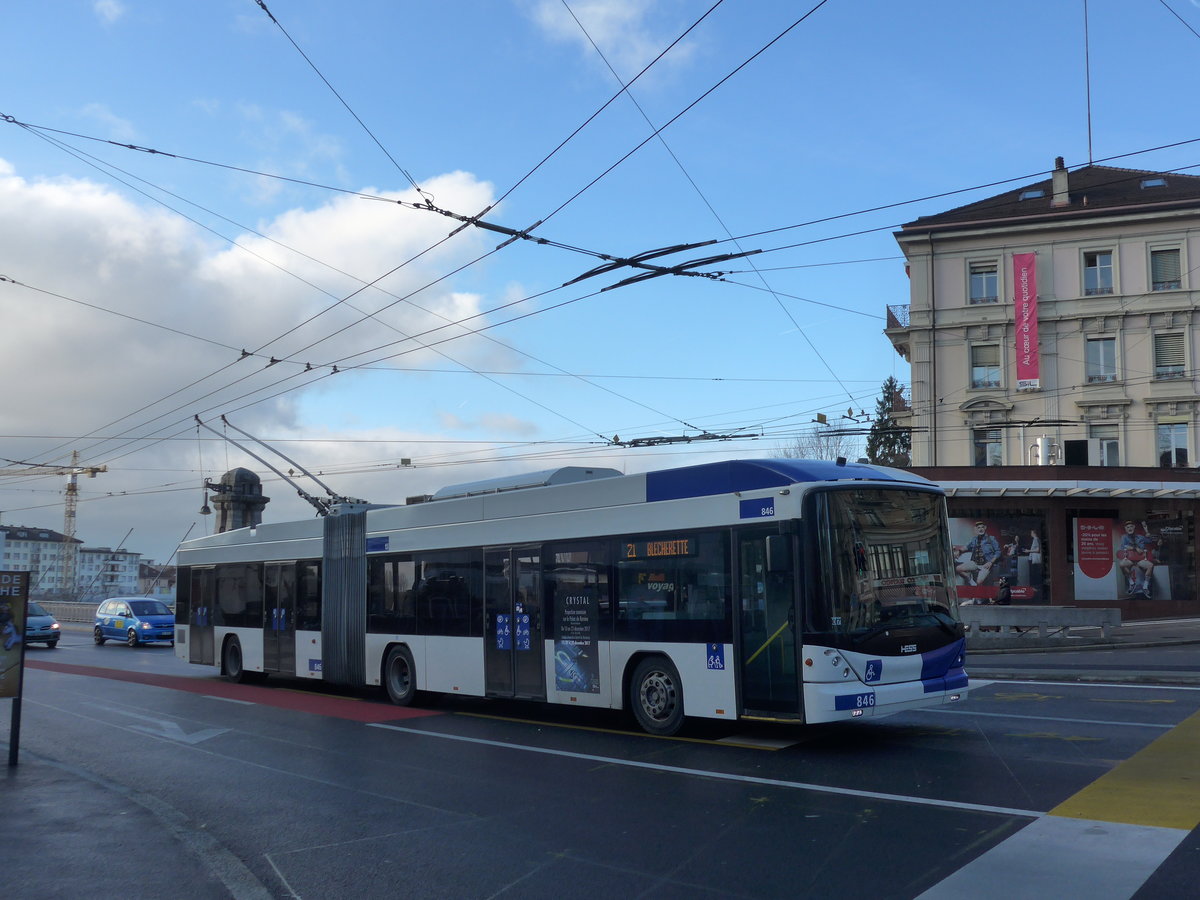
[865,376,911,466]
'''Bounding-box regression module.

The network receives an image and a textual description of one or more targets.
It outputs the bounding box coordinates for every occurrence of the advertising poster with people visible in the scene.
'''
[950,516,1045,604]
[1074,513,1188,602]
[1,572,31,700]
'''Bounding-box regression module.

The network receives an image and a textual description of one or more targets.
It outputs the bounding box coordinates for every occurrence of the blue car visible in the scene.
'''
[94,597,175,647]
[25,601,62,647]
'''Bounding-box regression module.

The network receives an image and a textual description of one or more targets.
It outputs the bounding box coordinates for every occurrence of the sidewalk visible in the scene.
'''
[967,616,1200,687]
[967,616,1200,653]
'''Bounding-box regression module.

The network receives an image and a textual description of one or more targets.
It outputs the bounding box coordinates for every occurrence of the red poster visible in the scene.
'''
[1076,518,1113,579]
[1013,252,1040,389]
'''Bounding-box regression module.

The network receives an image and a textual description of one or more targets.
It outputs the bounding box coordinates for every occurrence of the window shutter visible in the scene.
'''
[1154,332,1185,367]
[973,344,1000,366]
[1151,249,1181,286]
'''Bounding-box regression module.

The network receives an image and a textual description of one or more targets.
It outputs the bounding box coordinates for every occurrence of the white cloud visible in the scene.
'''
[526,0,696,81]
[0,161,514,561]
[93,0,126,25]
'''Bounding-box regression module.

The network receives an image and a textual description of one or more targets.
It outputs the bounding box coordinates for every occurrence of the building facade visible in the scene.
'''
[0,524,142,601]
[886,160,1200,618]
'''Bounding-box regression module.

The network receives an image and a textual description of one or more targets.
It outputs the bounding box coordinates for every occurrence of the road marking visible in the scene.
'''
[916,708,1172,729]
[456,710,787,750]
[1089,697,1175,705]
[918,816,1187,900]
[368,722,1042,818]
[921,707,1200,898]
[97,706,231,744]
[1005,732,1103,743]
[1052,707,1200,831]
[976,678,1200,693]
[205,695,256,706]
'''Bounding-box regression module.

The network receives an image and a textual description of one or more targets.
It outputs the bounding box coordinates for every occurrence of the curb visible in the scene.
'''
[968,637,1200,655]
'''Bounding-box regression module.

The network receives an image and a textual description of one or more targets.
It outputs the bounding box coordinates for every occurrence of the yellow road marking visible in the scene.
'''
[1006,732,1104,743]
[1090,698,1175,705]
[990,691,1063,702]
[1051,708,1200,830]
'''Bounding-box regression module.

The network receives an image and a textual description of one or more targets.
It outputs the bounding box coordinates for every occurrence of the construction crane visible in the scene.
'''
[0,450,107,597]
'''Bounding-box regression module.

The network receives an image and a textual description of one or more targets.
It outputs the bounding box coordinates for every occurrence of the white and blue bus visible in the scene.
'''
[174,458,967,735]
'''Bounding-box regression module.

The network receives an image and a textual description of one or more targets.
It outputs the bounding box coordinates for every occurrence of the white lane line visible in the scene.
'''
[204,695,256,705]
[368,722,1042,819]
[918,815,1188,900]
[972,679,1200,692]
[915,709,1173,729]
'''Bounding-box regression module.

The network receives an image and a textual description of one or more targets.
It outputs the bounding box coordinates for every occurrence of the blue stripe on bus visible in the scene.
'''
[923,669,968,694]
[643,458,915,503]
[920,637,965,681]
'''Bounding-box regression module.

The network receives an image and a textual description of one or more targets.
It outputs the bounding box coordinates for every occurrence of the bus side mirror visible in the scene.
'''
[766,535,792,573]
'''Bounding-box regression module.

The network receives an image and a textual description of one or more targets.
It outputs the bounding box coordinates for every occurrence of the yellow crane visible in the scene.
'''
[0,450,107,597]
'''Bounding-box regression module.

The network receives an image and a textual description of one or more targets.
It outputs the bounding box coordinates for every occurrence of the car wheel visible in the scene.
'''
[126,628,140,648]
[629,655,685,736]
[94,627,106,646]
[223,637,247,683]
[383,645,417,706]
[47,639,58,648]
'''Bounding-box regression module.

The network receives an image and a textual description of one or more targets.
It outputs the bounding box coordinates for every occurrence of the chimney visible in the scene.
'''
[1052,156,1070,207]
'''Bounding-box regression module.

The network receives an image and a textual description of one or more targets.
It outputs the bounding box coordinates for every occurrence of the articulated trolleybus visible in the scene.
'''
[175,458,967,735]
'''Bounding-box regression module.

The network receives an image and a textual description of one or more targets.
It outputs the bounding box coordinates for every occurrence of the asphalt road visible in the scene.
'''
[4,627,1198,899]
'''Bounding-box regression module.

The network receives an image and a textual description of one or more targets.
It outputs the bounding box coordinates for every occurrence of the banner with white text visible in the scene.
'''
[1013,252,1040,389]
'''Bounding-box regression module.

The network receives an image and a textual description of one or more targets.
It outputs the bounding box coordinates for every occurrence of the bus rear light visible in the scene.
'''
[948,693,961,702]
[850,709,864,717]
[715,708,725,716]
[843,668,850,678]
[804,658,814,667]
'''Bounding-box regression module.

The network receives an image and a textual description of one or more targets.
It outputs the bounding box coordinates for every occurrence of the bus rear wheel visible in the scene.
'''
[630,656,684,736]
[383,645,417,706]
[223,636,248,683]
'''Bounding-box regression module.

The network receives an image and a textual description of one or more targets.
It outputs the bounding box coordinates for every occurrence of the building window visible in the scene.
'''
[1157,420,1189,468]
[1084,251,1114,295]
[970,344,1001,389]
[1153,332,1186,380]
[1089,424,1120,466]
[973,429,1002,466]
[1151,248,1182,291]
[969,262,998,304]
[1085,337,1117,383]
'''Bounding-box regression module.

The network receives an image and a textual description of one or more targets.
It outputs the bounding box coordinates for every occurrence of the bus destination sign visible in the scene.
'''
[624,538,694,560]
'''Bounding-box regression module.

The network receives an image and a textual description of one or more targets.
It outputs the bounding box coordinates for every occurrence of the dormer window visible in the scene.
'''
[1140,177,1167,189]
[1018,189,1045,200]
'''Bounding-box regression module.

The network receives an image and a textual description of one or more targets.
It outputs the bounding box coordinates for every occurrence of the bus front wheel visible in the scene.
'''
[383,645,417,706]
[223,637,247,683]
[630,656,684,736]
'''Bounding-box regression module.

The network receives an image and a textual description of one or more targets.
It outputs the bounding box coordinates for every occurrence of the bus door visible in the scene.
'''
[189,566,215,666]
[737,529,800,714]
[263,562,297,675]
[484,548,545,700]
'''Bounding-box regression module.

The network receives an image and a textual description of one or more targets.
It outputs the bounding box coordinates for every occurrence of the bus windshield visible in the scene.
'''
[816,488,960,638]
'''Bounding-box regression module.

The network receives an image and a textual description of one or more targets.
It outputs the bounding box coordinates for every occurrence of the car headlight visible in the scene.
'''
[51,623,60,630]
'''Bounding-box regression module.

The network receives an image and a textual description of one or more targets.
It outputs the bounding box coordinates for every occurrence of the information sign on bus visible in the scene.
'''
[623,537,694,560]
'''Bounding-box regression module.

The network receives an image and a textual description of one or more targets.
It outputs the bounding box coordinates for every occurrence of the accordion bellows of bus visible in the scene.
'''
[175,458,967,735]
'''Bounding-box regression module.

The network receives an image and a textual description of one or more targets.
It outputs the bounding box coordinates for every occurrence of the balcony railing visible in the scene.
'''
[886,304,910,329]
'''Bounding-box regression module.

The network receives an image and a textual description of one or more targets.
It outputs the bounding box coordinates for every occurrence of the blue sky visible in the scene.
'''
[2,0,1200,563]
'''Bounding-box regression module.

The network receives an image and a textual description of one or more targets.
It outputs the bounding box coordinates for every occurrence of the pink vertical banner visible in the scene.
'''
[1013,252,1040,389]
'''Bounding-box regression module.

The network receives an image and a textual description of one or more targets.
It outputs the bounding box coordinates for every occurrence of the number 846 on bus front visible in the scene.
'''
[834,692,876,711]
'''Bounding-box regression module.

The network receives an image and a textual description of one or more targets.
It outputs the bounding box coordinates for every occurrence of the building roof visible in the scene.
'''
[900,163,1200,234]
[0,524,77,544]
